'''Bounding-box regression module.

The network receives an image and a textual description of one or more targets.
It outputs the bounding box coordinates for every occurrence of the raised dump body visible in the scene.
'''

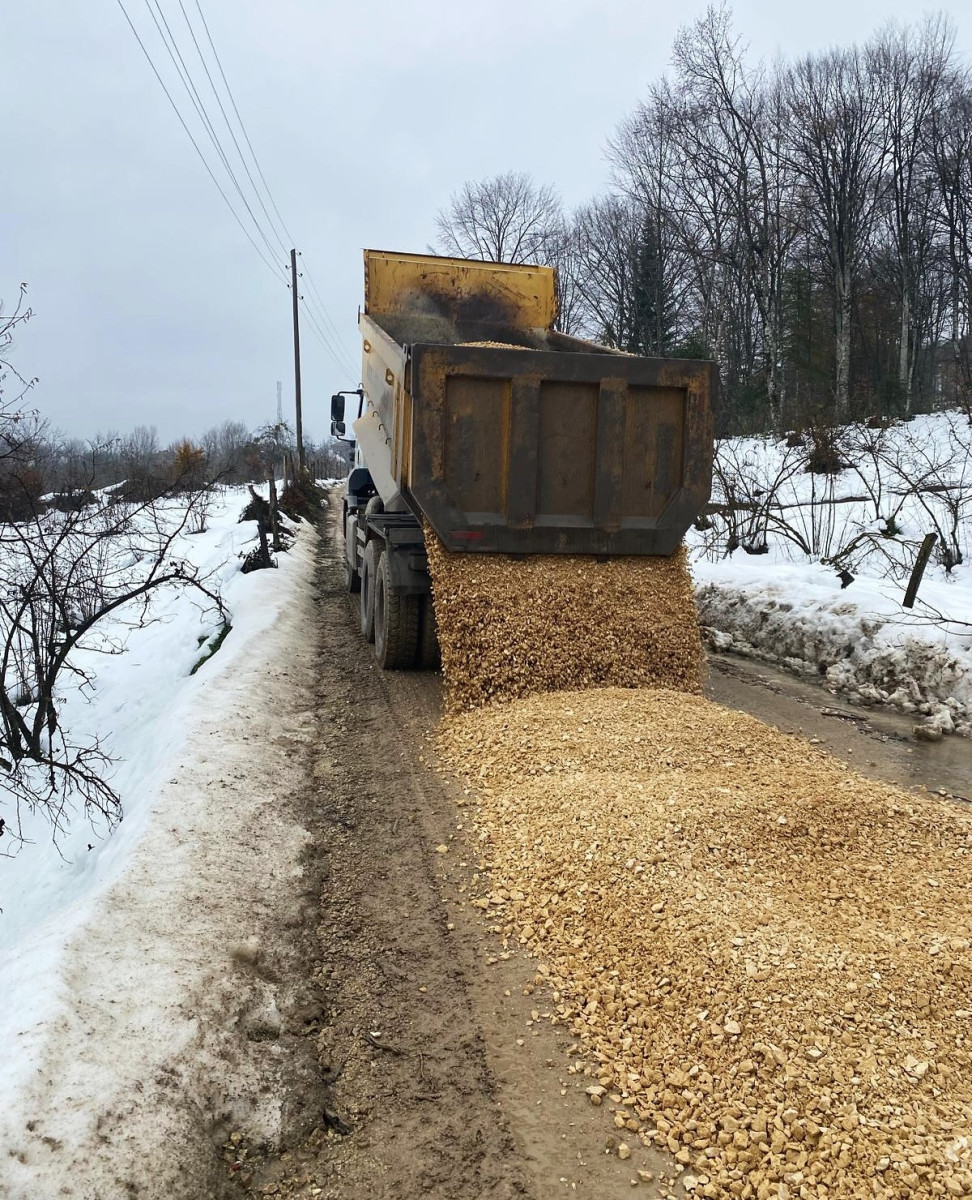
[353,250,715,557]
[333,249,716,670]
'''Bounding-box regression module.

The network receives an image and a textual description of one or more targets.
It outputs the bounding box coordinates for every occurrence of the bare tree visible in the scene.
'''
[872,17,957,409]
[669,7,798,417]
[435,171,562,264]
[541,216,585,335]
[0,301,226,844]
[569,195,675,354]
[610,80,693,350]
[611,67,762,413]
[0,284,38,417]
[785,46,887,418]
[931,73,972,404]
[117,425,165,501]
[214,420,251,482]
[0,486,223,842]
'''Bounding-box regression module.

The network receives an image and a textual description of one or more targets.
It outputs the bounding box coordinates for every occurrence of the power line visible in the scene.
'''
[301,263,352,354]
[299,293,356,377]
[141,0,284,271]
[191,0,298,250]
[189,2,351,354]
[298,294,357,379]
[114,0,287,284]
[297,300,344,370]
[118,0,356,378]
[176,0,290,259]
[298,277,356,372]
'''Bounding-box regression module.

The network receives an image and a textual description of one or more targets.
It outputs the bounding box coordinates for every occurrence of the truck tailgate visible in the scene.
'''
[406,343,715,556]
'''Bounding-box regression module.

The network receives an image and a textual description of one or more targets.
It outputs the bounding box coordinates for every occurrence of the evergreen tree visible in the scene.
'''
[630,214,675,356]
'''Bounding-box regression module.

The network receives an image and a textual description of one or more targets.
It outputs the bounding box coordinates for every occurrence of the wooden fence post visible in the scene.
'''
[903,533,937,609]
[268,475,281,552]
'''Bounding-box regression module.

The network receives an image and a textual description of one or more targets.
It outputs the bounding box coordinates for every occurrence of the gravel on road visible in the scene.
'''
[437,686,972,1200]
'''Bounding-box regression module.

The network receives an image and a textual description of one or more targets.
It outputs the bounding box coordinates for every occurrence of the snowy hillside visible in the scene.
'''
[0,486,318,1195]
[688,412,972,734]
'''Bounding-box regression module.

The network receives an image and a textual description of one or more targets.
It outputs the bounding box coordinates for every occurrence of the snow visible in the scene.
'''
[688,412,972,733]
[0,487,321,1197]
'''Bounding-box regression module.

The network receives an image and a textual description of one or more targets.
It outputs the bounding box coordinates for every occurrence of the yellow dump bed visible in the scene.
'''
[357,249,715,557]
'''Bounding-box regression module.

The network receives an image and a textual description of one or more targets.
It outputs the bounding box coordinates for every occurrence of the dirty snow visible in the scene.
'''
[688,412,972,733]
[0,488,321,1198]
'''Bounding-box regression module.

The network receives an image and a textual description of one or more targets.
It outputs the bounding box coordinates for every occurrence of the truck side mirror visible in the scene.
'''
[331,420,346,438]
[331,394,345,423]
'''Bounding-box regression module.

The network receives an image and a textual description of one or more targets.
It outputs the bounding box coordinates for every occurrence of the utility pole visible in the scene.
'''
[290,249,305,475]
[276,380,283,426]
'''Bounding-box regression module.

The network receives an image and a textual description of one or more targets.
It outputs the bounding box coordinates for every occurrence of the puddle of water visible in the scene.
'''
[706,652,972,804]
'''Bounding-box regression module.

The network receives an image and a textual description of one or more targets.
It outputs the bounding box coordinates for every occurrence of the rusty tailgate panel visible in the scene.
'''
[407,344,715,556]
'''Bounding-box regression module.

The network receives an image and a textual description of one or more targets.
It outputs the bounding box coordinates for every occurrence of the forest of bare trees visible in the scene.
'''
[435,8,972,435]
[0,414,348,522]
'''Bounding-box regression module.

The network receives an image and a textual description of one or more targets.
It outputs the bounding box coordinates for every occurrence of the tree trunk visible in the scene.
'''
[834,267,852,420]
[763,306,782,427]
[951,246,962,381]
[899,285,911,412]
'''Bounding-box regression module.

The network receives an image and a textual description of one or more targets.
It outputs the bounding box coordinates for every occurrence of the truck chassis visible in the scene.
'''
[342,466,439,670]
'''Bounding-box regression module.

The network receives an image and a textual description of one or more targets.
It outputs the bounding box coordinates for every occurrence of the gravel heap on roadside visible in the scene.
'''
[437,687,972,1200]
[425,535,704,711]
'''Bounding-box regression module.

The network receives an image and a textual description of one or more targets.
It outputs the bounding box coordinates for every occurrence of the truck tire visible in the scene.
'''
[418,594,441,670]
[344,512,362,593]
[344,553,361,594]
[360,540,381,642]
[374,552,420,669]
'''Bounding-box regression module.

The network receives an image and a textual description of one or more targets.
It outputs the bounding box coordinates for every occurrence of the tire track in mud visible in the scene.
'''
[239,503,529,1199]
[242,498,677,1200]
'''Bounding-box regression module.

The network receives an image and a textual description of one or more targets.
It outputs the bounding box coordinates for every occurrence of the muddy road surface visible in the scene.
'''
[707,652,972,804]
[239,503,673,1199]
[239,500,970,1200]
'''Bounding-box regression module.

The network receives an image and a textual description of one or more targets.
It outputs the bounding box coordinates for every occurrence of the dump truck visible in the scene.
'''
[331,249,716,670]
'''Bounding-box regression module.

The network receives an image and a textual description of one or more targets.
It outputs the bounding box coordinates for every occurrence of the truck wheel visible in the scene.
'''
[374,553,421,669]
[418,594,441,670]
[344,553,361,594]
[360,540,381,642]
[344,512,361,593]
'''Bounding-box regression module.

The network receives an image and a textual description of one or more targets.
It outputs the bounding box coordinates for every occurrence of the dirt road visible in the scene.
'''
[240,502,674,1199]
[239,500,971,1200]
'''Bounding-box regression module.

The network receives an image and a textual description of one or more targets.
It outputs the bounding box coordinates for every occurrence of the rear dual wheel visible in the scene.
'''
[374,553,421,669]
[359,541,440,670]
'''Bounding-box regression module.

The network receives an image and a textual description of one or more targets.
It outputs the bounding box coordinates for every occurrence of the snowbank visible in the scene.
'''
[689,413,972,734]
[0,490,322,1198]
[693,556,972,734]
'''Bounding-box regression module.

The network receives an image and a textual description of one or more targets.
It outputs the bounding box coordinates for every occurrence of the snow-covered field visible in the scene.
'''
[688,412,972,734]
[0,487,321,1198]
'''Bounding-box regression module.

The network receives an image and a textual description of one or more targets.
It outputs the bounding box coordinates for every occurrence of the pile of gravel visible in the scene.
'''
[438,687,972,1199]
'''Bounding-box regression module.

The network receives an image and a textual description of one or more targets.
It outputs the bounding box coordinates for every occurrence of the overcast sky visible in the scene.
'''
[2,0,970,445]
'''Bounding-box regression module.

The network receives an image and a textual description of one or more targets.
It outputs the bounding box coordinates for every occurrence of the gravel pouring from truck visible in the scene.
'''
[333,249,716,671]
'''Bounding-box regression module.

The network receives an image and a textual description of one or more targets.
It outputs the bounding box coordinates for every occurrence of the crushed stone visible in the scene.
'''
[437,687,972,1199]
[425,535,705,712]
